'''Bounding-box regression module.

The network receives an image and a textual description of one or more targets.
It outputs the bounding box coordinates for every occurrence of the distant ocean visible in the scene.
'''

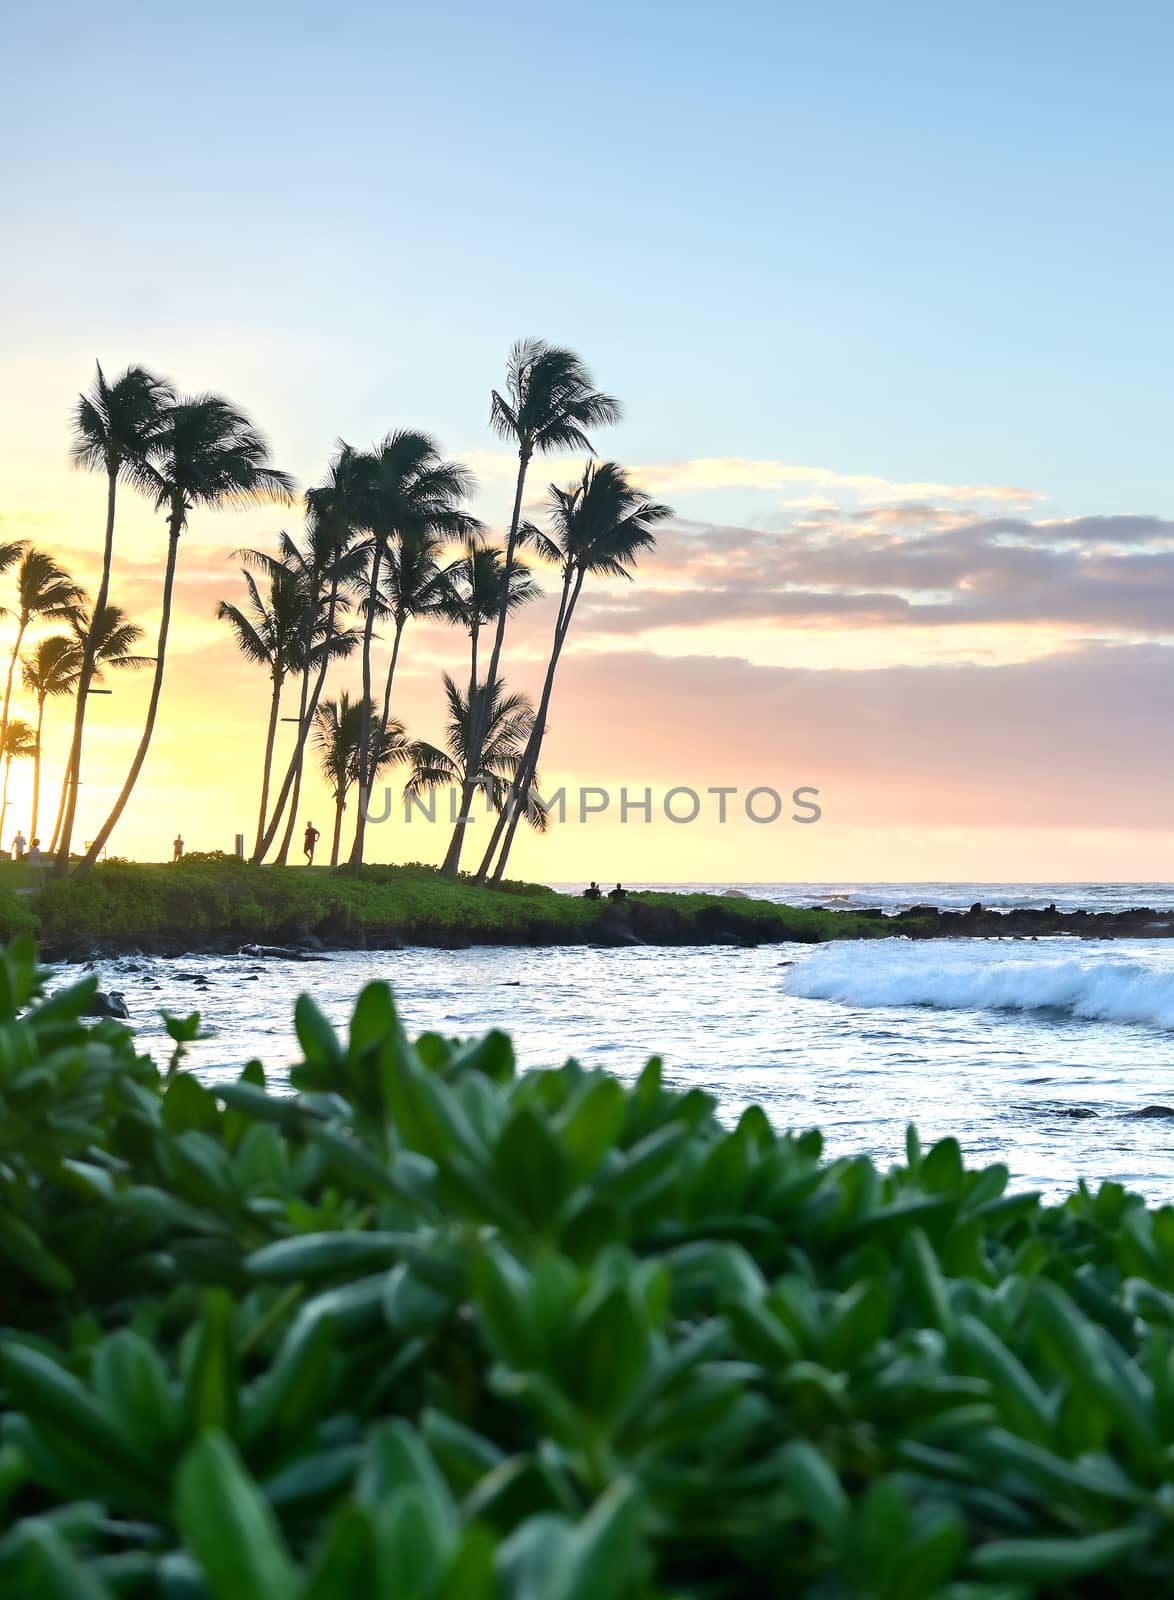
[91,881,1174,1203]
[552,882,1174,915]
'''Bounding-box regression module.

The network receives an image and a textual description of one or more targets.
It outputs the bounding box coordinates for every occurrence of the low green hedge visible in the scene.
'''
[1,936,1173,1595]
[22,859,879,948]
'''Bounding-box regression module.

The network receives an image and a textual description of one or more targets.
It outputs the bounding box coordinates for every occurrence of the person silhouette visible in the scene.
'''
[172,833,184,861]
[303,821,321,865]
[11,831,26,861]
[27,837,42,863]
[608,882,627,902]
[583,880,602,900]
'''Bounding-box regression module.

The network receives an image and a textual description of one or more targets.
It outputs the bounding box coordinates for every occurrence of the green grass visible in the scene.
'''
[9,857,885,950]
[3,934,1174,1595]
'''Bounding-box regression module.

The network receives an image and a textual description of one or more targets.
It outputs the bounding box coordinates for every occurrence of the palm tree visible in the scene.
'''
[0,550,85,757]
[251,450,367,865]
[22,636,81,842]
[477,462,671,882]
[74,395,293,870]
[342,431,478,869]
[313,692,410,866]
[407,675,548,843]
[237,526,363,864]
[365,525,459,757]
[58,363,172,864]
[218,563,325,858]
[0,720,36,845]
[48,605,153,853]
[443,340,620,876]
[437,538,540,704]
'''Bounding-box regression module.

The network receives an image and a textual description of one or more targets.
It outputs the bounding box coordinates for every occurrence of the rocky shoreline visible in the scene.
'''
[38,897,1174,965]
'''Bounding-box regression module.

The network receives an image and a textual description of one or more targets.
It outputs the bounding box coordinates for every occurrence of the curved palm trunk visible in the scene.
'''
[254,669,284,857]
[442,446,530,875]
[481,568,580,883]
[378,618,406,742]
[76,510,182,871]
[438,622,483,876]
[57,467,117,869]
[0,756,12,846]
[30,695,46,841]
[49,758,71,854]
[0,617,29,758]
[274,667,310,865]
[347,536,387,869]
[254,570,342,864]
[330,791,346,866]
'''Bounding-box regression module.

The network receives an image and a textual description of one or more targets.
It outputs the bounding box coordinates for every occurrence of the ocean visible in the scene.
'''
[84,882,1174,1204]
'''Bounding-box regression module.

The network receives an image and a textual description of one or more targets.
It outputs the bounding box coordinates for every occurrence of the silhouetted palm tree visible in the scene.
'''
[59,363,172,863]
[478,461,671,881]
[1,550,85,758]
[238,525,363,864]
[217,561,352,859]
[48,605,153,853]
[76,395,293,869]
[445,340,619,875]
[252,450,367,865]
[438,538,540,703]
[407,674,547,839]
[0,720,36,845]
[22,636,80,841]
[364,525,459,757]
[313,692,410,867]
[342,431,478,868]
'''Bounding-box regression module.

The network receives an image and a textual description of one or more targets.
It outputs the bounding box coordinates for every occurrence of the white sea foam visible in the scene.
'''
[782,944,1174,1031]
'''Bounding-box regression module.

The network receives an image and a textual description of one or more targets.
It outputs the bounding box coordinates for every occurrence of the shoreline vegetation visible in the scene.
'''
[3,935,1174,1594]
[3,857,1172,962]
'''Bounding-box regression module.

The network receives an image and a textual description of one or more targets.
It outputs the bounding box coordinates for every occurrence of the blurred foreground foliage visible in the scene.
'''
[1,935,1173,1596]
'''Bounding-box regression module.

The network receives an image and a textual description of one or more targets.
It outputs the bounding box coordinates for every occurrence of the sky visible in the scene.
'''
[2,0,1173,880]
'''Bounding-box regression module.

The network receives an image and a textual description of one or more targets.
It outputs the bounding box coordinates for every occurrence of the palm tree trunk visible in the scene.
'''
[56,465,117,869]
[0,757,11,846]
[378,618,406,742]
[76,509,182,871]
[49,759,71,854]
[0,618,28,759]
[30,696,45,841]
[254,670,283,857]
[330,795,345,867]
[441,446,530,875]
[274,667,310,865]
[482,569,581,883]
[347,535,386,869]
[438,622,483,876]
[254,570,342,863]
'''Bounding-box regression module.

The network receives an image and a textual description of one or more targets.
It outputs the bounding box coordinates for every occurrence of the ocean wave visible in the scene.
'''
[782,947,1174,1031]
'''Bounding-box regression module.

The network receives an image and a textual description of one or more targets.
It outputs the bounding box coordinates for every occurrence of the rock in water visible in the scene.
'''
[85,990,129,1019]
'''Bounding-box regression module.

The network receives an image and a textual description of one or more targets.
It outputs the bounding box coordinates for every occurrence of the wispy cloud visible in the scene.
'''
[461,450,1042,512]
[626,457,1042,506]
[573,507,1174,640]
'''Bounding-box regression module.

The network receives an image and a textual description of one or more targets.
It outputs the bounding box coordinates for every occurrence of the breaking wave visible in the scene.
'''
[782,945,1174,1032]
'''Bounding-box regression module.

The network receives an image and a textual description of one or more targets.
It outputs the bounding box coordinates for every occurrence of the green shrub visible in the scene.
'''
[1,935,1174,1595]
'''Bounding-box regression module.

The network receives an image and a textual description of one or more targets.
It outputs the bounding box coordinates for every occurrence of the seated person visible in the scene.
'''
[608,882,627,902]
[583,880,602,899]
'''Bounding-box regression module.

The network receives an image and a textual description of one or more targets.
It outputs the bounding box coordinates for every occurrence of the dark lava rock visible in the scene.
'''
[239,943,330,961]
[84,990,129,1019]
[594,921,647,947]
